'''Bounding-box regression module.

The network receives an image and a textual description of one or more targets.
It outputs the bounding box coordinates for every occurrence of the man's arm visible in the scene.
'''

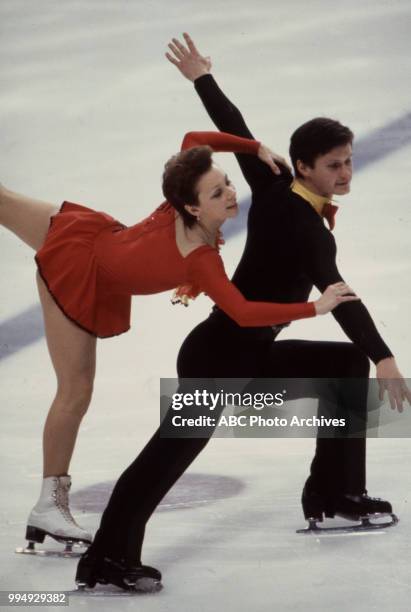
[166,34,292,192]
[307,233,392,363]
[301,219,410,411]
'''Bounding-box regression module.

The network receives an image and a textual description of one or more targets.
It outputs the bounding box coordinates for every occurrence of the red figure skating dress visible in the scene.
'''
[35,132,315,337]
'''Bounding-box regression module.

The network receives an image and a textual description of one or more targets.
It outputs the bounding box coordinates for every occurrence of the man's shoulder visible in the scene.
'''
[287,193,337,253]
[259,173,294,202]
[288,192,328,228]
[288,191,317,214]
[267,185,323,222]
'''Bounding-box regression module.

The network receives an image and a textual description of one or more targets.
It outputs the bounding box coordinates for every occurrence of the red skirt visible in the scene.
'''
[35,202,131,338]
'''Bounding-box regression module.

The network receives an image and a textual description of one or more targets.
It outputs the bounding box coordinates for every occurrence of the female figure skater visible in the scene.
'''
[0,130,356,554]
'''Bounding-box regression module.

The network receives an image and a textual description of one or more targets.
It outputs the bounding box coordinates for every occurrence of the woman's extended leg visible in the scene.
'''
[0,185,58,250]
[26,273,96,545]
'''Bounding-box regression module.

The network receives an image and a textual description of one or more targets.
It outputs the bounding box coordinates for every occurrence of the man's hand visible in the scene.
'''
[166,33,211,82]
[376,357,411,413]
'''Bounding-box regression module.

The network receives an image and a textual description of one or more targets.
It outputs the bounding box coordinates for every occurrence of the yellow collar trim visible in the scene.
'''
[291,180,330,216]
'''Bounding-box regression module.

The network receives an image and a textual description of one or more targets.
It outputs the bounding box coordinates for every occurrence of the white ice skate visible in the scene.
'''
[15,475,92,557]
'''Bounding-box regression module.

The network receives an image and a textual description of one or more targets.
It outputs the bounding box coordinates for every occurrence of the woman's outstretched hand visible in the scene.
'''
[314,282,360,315]
[258,144,291,175]
[166,33,211,81]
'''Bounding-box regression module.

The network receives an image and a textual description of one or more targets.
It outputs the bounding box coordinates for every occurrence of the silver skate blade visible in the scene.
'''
[132,578,163,593]
[75,583,87,591]
[15,540,85,557]
[70,583,163,597]
[15,547,83,557]
[296,513,399,535]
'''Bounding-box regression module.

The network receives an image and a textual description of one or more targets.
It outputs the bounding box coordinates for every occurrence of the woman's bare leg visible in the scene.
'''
[25,275,95,543]
[1,184,95,470]
[36,273,97,476]
[0,185,58,251]
[1,185,97,541]
[0,181,95,471]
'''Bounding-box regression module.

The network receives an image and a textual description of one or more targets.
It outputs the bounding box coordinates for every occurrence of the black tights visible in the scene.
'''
[92,319,370,564]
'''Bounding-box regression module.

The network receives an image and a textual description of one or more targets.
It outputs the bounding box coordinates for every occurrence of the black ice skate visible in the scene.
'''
[297,488,399,535]
[75,551,162,593]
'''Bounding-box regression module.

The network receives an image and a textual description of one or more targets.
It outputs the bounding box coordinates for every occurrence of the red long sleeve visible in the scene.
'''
[187,247,316,327]
[181,131,260,155]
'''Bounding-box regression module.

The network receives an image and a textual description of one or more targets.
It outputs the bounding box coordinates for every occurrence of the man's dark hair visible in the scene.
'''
[162,145,213,228]
[289,117,354,178]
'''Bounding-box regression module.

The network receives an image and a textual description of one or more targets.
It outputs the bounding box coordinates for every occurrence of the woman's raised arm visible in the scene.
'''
[181,131,286,176]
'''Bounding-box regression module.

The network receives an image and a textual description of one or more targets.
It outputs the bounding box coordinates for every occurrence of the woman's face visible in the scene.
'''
[187,163,238,225]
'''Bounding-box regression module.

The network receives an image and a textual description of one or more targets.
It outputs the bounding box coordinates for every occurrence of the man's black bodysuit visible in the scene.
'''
[91,74,393,563]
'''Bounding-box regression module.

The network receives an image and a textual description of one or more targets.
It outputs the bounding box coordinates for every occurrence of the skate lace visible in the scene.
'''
[53,481,79,526]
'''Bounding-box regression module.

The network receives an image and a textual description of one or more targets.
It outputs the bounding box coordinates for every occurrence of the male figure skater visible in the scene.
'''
[76,34,410,589]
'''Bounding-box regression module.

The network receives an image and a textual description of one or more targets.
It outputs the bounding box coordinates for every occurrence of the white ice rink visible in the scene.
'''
[1,1,411,610]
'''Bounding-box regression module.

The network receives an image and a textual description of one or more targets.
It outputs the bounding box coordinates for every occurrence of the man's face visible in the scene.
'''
[298,143,353,198]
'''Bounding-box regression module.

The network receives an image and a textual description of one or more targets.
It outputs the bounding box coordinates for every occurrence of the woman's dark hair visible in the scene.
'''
[289,117,354,178]
[162,145,213,227]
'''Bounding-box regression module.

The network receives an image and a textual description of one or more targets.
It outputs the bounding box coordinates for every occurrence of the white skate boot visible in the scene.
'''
[16,475,92,557]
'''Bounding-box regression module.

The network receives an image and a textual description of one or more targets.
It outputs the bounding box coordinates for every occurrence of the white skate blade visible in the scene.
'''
[296,512,399,535]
